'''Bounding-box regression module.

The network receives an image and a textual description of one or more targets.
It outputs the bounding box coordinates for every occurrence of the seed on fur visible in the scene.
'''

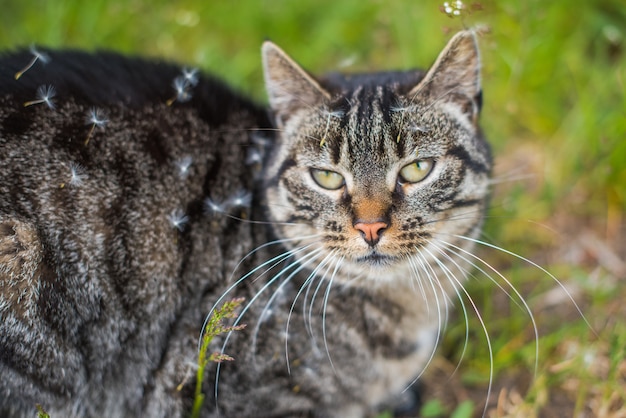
[168,209,189,231]
[167,75,193,106]
[84,108,109,145]
[23,85,56,109]
[176,156,193,179]
[15,46,50,80]
[68,162,87,187]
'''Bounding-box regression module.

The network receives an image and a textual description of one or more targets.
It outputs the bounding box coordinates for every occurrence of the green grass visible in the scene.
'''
[189,298,245,418]
[2,0,624,416]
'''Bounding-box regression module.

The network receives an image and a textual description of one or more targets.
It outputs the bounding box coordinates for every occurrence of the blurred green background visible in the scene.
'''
[1,0,624,416]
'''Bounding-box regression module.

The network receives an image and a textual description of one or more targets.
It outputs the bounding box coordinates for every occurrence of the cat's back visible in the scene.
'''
[0,47,270,417]
[0,47,270,218]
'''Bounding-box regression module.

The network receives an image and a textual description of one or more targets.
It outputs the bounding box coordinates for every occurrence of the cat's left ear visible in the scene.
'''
[409,30,482,123]
[262,42,331,127]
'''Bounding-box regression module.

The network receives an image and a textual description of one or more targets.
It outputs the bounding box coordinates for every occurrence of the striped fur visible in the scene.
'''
[263,30,491,285]
[0,31,492,417]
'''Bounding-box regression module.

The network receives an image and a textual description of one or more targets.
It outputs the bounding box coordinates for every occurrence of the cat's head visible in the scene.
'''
[261,31,492,284]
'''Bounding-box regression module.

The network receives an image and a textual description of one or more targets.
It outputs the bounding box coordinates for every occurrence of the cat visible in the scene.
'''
[0,30,490,417]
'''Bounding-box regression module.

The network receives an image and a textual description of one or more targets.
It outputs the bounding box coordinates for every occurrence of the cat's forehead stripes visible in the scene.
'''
[323,84,412,167]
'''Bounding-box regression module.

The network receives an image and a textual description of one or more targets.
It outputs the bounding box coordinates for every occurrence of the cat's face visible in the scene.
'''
[262,31,491,284]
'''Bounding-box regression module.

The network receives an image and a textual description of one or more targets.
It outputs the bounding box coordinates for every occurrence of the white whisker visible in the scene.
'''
[200,235,321,351]
[399,249,447,390]
[420,244,494,417]
[303,254,337,343]
[453,234,595,334]
[425,245,472,377]
[284,250,338,374]
[321,257,342,375]
[250,246,327,353]
[213,242,324,403]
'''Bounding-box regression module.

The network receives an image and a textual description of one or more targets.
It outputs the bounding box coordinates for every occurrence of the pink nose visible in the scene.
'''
[354,221,388,246]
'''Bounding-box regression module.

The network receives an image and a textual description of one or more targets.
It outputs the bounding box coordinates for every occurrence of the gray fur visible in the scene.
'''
[0,31,491,417]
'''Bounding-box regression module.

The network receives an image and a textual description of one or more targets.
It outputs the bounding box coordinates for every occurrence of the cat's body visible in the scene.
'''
[0,31,491,417]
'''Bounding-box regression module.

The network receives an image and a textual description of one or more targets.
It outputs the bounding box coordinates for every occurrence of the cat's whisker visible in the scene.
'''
[404,257,419,295]
[399,249,448,390]
[424,245,472,380]
[419,243,495,417]
[249,246,327,364]
[452,234,595,334]
[428,242,489,380]
[284,250,338,374]
[488,171,536,185]
[215,243,325,402]
[200,236,321,352]
[303,254,343,346]
[434,235,529,317]
[321,256,341,375]
[303,256,336,343]
[406,254,431,313]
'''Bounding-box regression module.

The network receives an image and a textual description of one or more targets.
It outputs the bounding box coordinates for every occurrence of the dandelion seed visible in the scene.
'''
[68,162,86,187]
[85,107,109,127]
[166,75,193,106]
[226,190,252,209]
[15,46,50,80]
[204,197,226,214]
[167,209,189,231]
[23,85,56,109]
[176,156,193,179]
[319,109,343,147]
[409,123,431,134]
[84,108,109,145]
[181,67,199,87]
[245,148,263,165]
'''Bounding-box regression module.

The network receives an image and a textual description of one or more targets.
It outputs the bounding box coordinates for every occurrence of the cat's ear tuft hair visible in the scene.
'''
[409,30,482,122]
[262,42,331,127]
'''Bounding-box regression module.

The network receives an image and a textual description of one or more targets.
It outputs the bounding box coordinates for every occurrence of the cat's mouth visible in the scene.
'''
[355,251,396,267]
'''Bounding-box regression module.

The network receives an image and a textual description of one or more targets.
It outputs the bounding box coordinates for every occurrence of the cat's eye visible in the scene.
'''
[310,168,345,190]
[398,160,434,184]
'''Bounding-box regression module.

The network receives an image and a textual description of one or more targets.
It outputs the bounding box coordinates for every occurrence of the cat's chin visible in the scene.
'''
[355,252,397,267]
[335,252,418,284]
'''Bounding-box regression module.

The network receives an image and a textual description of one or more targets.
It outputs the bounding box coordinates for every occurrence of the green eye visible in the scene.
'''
[311,168,345,190]
[399,160,434,184]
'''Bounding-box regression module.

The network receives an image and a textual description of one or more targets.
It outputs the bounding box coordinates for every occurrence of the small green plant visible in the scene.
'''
[35,404,50,418]
[188,297,246,418]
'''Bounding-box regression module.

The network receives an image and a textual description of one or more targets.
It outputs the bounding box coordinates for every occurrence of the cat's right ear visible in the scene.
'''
[262,42,330,127]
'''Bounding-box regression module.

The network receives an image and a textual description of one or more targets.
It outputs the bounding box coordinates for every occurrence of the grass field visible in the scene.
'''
[2,0,624,416]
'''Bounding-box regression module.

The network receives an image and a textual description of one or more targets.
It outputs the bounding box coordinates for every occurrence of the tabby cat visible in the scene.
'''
[0,30,491,417]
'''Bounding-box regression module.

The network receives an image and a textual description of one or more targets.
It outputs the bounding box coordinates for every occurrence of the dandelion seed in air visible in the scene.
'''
[168,209,189,231]
[23,85,56,109]
[15,46,50,80]
[84,108,109,145]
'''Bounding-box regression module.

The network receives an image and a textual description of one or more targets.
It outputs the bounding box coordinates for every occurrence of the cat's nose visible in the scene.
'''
[353,221,388,246]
